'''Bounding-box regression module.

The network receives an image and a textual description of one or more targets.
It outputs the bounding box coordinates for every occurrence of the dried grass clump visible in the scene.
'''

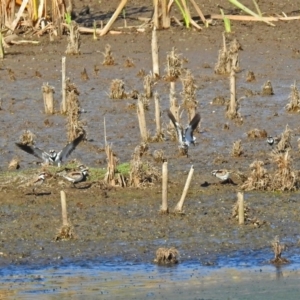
[225,97,243,124]
[271,236,289,265]
[152,149,165,163]
[154,247,179,264]
[65,21,81,55]
[55,224,75,241]
[129,144,160,187]
[232,140,243,157]
[19,130,36,146]
[215,35,242,74]
[274,125,292,153]
[165,47,184,81]
[247,128,268,139]
[211,96,226,106]
[124,58,134,68]
[143,73,154,98]
[102,44,115,66]
[270,150,298,191]
[285,82,300,112]
[241,160,271,191]
[261,80,274,96]
[181,70,198,121]
[139,93,150,111]
[8,157,20,170]
[65,80,85,142]
[109,79,127,99]
[81,68,89,81]
[246,71,255,82]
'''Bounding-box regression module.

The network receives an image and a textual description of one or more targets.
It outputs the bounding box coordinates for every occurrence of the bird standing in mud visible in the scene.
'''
[61,165,89,188]
[31,172,48,195]
[212,169,230,183]
[267,136,280,146]
[16,134,85,167]
[167,109,201,156]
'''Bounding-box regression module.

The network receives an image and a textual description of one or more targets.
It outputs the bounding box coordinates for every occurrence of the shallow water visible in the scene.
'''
[1,253,300,300]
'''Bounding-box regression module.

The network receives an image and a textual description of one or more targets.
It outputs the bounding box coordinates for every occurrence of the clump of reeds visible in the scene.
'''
[19,130,36,146]
[124,57,134,68]
[232,140,243,157]
[55,224,75,241]
[152,149,165,163]
[215,34,242,74]
[8,157,20,170]
[165,47,184,81]
[274,125,292,153]
[211,96,226,106]
[65,79,85,142]
[65,21,81,55]
[104,144,126,187]
[247,128,268,139]
[246,71,255,82]
[81,68,89,81]
[129,143,160,187]
[181,69,198,121]
[150,92,164,142]
[261,80,274,96]
[270,150,298,191]
[139,93,150,111]
[154,247,179,265]
[42,83,55,114]
[143,73,154,98]
[137,69,146,77]
[241,160,271,191]
[271,236,289,265]
[285,82,300,112]
[102,44,115,65]
[109,79,127,99]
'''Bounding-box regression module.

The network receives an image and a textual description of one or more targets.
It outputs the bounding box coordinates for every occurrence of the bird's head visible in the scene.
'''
[49,150,57,158]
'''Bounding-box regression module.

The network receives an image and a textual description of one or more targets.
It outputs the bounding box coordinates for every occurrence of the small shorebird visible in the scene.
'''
[62,165,89,187]
[212,169,230,182]
[31,172,47,195]
[167,110,201,155]
[16,134,84,167]
[267,136,280,146]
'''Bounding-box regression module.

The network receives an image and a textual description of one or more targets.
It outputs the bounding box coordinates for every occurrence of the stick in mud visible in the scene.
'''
[161,161,168,213]
[60,190,68,226]
[151,26,159,77]
[237,191,244,225]
[42,83,55,114]
[137,97,148,142]
[174,165,194,213]
[61,56,67,113]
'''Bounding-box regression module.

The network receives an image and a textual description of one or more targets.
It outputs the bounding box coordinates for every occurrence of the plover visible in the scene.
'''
[167,110,201,155]
[267,136,280,146]
[62,165,89,187]
[31,172,47,195]
[212,169,230,182]
[16,134,84,167]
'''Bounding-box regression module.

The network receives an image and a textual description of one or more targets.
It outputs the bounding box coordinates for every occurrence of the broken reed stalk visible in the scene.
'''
[65,21,81,55]
[230,69,236,112]
[137,97,148,142]
[174,165,194,213]
[237,191,244,225]
[0,32,4,59]
[60,190,68,226]
[161,161,168,213]
[161,0,170,28]
[100,0,128,36]
[154,92,162,136]
[42,83,55,114]
[151,26,159,77]
[61,56,67,113]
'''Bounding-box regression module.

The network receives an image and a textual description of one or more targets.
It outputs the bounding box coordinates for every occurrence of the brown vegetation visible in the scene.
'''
[285,82,300,112]
[271,236,289,265]
[154,247,179,264]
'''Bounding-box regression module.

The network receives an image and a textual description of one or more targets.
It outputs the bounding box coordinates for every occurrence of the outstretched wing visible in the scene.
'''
[15,143,51,161]
[185,113,201,145]
[58,133,85,162]
[167,109,183,144]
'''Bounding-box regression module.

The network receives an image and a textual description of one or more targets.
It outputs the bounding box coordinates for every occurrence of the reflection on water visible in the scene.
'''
[1,257,300,299]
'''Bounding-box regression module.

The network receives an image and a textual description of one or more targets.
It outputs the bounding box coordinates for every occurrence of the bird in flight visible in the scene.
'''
[167,109,201,156]
[16,134,85,167]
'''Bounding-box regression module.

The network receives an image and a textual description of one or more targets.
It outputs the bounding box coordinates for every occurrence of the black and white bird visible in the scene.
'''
[62,165,89,187]
[267,136,280,146]
[31,172,47,195]
[167,110,201,155]
[212,169,230,182]
[16,134,84,167]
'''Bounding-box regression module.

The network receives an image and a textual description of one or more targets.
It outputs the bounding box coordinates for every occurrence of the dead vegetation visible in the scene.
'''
[152,149,165,163]
[285,82,300,112]
[270,236,289,265]
[124,57,135,68]
[143,73,154,98]
[42,83,55,114]
[8,157,20,170]
[65,80,85,142]
[273,125,292,153]
[246,71,256,82]
[154,247,179,265]
[232,140,243,157]
[19,130,36,146]
[165,47,184,81]
[261,80,274,96]
[102,44,115,66]
[247,128,268,139]
[109,79,127,99]
[211,96,226,106]
[55,224,75,241]
[65,21,81,55]
[215,34,242,74]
